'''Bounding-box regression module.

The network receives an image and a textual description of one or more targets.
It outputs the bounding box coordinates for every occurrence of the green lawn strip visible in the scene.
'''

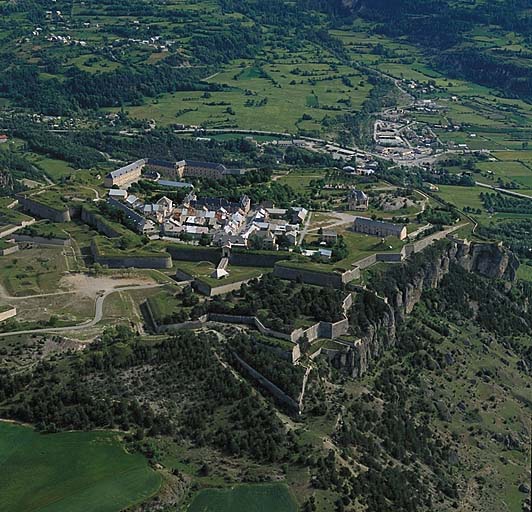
[92,237,169,259]
[193,264,271,288]
[0,239,16,250]
[18,222,69,240]
[145,287,185,324]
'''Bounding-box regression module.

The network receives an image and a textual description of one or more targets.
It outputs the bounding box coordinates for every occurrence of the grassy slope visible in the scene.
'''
[187,483,298,512]
[0,421,161,512]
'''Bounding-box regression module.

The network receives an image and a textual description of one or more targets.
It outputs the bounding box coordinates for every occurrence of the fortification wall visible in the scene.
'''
[318,318,350,339]
[19,197,76,223]
[0,219,35,239]
[376,252,404,263]
[355,254,377,270]
[175,269,194,282]
[411,229,450,253]
[209,313,296,341]
[13,235,71,247]
[81,208,122,238]
[0,244,19,256]
[229,251,290,268]
[343,293,354,313]
[91,242,172,269]
[94,254,172,269]
[150,309,299,362]
[231,352,300,413]
[195,275,264,297]
[166,245,220,263]
[202,280,247,297]
[341,267,361,283]
[255,342,300,364]
[349,229,456,275]
[273,264,346,288]
[0,307,17,323]
[300,323,320,342]
[158,319,208,332]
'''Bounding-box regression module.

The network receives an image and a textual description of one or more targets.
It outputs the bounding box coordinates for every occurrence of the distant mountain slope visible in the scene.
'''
[354,0,532,98]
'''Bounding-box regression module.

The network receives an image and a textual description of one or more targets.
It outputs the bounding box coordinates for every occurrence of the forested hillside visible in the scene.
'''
[356,0,531,98]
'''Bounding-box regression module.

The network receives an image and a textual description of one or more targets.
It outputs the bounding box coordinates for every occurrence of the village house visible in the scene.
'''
[347,188,369,211]
[321,230,338,244]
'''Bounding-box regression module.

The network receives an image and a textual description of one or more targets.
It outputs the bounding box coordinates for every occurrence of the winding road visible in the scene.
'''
[0,283,164,338]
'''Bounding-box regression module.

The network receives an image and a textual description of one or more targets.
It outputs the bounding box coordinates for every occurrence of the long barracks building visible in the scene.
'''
[104,159,146,188]
[105,158,245,188]
[353,216,407,240]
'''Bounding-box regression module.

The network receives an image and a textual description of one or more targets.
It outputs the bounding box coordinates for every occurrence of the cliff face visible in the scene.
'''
[390,240,518,321]
[330,239,519,377]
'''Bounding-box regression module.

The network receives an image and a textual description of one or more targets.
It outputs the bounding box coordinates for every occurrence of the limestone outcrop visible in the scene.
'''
[328,239,519,377]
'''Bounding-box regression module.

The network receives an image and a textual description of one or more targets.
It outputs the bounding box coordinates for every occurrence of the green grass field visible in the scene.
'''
[477,160,532,188]
[146,286,183,324]
[176,260,270,287]
[187,483,298,512]
[108,58,372,136]
[0,421,161,512]
[516,262,532,282]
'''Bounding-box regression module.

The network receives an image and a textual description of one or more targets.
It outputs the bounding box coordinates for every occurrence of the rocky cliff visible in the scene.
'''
[328,239,519,377]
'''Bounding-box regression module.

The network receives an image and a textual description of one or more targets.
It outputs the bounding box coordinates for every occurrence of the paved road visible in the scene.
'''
[0,283,164,338]
[476,181,532,201]
[298,211,313,244]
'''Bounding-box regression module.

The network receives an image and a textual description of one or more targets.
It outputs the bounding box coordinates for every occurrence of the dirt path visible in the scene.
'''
[59,273,157,299]
[307,212,356,233]
[0,282,164,338]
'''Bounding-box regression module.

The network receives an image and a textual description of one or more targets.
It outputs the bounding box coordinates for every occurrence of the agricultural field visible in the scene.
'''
[435,185,486,213]
[475,155,532,189]
[111,58,372,135]
[0,421,161,512]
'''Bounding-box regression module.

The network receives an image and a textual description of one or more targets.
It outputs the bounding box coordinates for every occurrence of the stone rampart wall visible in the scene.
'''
[376,252,404,263]
[81,208,122,238]
[0,244,19,256]
[91,242,172,269]
[318,318,350,339]
[0,307,17,323]
[13,235,71,246]
[0,219,35,239]
[229,251,290,267]
[19,196,77,223]
[166,245,220,263]
[355,254,377,270]
[231,352,300,413]
[273,265,346,288]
